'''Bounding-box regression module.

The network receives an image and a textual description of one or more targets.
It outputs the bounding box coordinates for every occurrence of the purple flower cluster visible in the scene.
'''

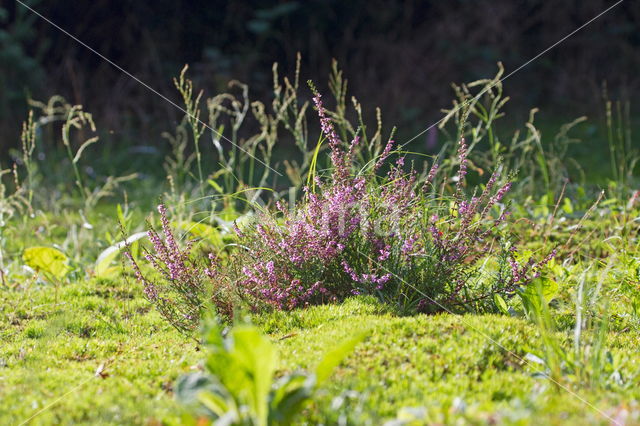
[508,248,558,283]
[375,138,395,171]
[455,138,468,195]
[238,176,366,308]
[312,91,355,183]
[342,261,391,290]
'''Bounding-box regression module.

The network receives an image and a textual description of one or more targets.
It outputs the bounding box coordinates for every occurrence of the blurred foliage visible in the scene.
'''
[0,0,47,146]
[1,0,639,153]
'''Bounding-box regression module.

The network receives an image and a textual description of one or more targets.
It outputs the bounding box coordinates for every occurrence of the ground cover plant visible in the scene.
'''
[1,58,639,425]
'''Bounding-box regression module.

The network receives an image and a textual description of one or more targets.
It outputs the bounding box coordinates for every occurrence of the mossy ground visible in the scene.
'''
[2,279,638,425]
[0,277,198,425]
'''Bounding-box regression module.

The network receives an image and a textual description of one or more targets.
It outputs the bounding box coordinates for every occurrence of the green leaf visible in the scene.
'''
[562,197,574,214]
[94,231,147,278]
[207,179,224,194]
[229,325,277,425]
[520,277,558,306]
[537,277,559,302]
[493,293,510,315]
[269,374,313,425]
[198,390,232,419]
[174,221,223,248]
[23,246,70,280]
[174,372,216,406]
[315,332,366,385]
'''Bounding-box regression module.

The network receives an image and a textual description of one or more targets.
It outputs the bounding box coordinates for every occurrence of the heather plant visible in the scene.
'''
[127,73,561,333]
[125,204,235,334]
[229,88,556,315]
[131,83,557,323]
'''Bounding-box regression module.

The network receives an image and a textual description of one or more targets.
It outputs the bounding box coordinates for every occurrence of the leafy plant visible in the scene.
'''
[23,246,70,282]
[174,316,365,425]
[520,265,624,389]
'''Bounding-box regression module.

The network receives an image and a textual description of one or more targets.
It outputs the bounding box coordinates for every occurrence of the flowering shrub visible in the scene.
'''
[125,204,234,333]
[232,90,555,314]
[129,89,556,327]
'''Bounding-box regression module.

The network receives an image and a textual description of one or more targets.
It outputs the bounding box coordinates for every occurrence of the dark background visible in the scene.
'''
[1,0,639,152]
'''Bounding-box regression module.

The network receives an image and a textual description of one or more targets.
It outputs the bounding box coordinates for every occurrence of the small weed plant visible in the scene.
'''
[174,316,364,425]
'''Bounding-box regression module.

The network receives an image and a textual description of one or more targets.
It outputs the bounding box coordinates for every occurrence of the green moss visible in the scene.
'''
[2,281,639,424]
[0,278,198,425]
[260,298,640,424]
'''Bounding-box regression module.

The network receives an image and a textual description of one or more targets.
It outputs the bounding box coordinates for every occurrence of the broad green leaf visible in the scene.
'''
[23,246,70,280]
[174,372,217,405]
[94,231,147,278]
[538,277,559,302]
[316,332,367,385]
[513,249,534,264]
[493,293,510,315]
[521,277,558,304]
[269,374,312,425]
[230,325,277,425]
[198,391,231,419]
[562,197,574,214]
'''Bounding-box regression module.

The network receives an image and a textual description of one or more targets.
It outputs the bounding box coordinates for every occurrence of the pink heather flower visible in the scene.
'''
[345,135,360,168]
[458,200,471,217]
[126,252,159,301]
[425,161,439,188]
[429,225,444,249]
[147,228,170,265]
[378,245,391,261]
[456,138,468,194]
[482,168,501,199]
[488,182,512,207]
[275,200,287,213]
[158,204,179,254]
[125,205,218,332]
[232,221,244,237]
[401,235,418,256]
[374,138,395,171]
[265,261,277,283]
[312,92,350,181]
[342,260,360,282]
[375,274,392,290]
[532,248,557,278]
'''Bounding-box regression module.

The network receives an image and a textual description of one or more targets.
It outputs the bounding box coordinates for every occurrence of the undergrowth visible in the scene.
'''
[0,57,638,425]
